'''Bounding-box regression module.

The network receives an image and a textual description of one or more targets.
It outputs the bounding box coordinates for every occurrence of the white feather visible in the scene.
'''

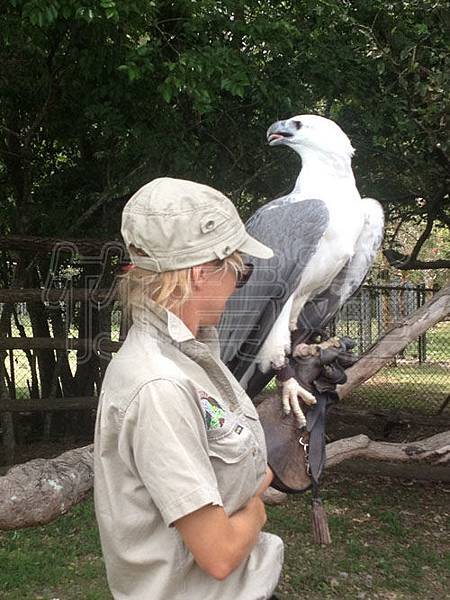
[258,294,294,372]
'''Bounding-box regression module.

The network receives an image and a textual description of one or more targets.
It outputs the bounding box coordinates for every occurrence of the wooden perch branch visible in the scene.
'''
[0,445,94,530]
[1,429,449,530]
[326,431,450,467]
[337,282,450,399]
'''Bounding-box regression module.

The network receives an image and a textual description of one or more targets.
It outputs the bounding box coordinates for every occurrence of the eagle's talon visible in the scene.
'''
[280,377,316,428]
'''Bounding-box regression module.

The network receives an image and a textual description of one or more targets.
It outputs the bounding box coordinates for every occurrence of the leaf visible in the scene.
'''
[136,45,148,57]
[416,23,429,35]
[160,85,172,103]
[105,8,118,20]
[400,47,411,61]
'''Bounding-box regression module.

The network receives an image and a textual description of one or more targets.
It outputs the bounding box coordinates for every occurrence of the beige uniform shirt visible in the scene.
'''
[94,299,283,600]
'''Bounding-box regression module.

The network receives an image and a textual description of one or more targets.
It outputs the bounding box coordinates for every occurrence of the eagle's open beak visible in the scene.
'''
[267,133,286,144]
[267,121,294,145]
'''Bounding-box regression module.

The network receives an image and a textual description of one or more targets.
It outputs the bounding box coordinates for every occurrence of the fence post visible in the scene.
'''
[417,284,427,364]
[375,287,382,338]
[363,287,372,349]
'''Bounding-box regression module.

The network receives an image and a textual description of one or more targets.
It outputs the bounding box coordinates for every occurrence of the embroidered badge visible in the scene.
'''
[198,391,226,430]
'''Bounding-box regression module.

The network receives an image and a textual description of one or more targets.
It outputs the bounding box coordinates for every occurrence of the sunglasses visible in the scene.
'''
[236,263,254,288]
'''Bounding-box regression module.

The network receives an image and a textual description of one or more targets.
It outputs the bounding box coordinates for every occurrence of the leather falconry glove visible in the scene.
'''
[257,336,358,494]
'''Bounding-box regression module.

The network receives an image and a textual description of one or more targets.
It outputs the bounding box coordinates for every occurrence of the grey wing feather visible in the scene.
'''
[219,197,329,378]
[297,198,384,335]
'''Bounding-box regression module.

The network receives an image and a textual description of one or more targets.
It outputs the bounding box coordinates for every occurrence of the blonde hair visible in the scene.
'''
[118,246,245,318]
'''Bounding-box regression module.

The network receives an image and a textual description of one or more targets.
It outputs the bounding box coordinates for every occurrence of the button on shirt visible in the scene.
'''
[94,298,283,600]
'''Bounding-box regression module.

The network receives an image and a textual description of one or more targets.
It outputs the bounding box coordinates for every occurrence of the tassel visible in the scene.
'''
[311,497,332,545]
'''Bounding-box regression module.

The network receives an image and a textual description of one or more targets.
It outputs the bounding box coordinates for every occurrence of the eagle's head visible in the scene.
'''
[267,114,355,159]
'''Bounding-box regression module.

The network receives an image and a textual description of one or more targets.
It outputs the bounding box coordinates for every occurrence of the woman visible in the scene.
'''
[94,177,284,599]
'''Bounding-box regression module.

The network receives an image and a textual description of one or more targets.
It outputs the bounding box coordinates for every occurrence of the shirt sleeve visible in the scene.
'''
[118,378,223,526]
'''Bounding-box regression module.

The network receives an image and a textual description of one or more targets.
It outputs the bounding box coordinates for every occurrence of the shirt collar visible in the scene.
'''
[133,298,220,356]
[132,297,194,343]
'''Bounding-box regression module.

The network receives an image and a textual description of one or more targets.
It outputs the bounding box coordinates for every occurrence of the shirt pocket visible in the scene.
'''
[207,412,254,462]
[207,411,259,513]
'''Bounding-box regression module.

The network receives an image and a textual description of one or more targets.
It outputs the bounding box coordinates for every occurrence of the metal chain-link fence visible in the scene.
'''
[330,284,449,414]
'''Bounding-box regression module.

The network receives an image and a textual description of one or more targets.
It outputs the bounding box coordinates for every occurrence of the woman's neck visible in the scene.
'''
[172,300,200,337]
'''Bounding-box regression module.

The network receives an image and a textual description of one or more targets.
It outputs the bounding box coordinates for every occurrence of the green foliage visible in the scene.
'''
[1,0,448,258]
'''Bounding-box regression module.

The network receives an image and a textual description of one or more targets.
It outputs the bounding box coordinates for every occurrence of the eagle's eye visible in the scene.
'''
[294,121,302,130]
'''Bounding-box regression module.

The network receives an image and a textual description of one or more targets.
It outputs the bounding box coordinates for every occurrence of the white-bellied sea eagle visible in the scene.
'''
[219,114,384,426]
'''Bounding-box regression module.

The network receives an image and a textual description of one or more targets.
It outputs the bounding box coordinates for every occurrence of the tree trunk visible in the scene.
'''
[337,282,450,399]
[1,428,449,530]
[48,304,76,396]
[0,304,16,464]
[26,301,55,398]
[73,283,100,396]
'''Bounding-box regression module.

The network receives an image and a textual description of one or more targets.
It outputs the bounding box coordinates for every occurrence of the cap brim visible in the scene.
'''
[238,233,273,259]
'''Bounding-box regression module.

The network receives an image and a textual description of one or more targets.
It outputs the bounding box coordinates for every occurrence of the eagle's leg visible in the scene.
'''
[271,295,319,426]
[257,295,294,372]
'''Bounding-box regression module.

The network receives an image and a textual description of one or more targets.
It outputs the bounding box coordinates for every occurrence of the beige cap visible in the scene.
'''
[121,177,273,272]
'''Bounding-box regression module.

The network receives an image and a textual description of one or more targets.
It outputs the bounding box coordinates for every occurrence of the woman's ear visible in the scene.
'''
[191,264,208,290]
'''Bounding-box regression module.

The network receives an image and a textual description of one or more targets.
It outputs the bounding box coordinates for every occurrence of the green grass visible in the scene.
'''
[1,474,449,599]
[410,321,450,361]
[347,363,450,412]
[0,499,108,599]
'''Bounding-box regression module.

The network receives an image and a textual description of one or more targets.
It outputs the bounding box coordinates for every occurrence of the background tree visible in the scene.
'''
[1,0,448,246]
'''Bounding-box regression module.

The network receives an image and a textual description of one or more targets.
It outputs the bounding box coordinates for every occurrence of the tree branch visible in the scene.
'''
[384,191,449,270]
[409,214,434,263]
[383,249,450,270]
[388,214,407,247]
[67,159,155,233]
[0,125,20,139]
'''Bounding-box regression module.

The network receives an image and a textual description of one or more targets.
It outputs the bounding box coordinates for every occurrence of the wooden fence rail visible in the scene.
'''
[0,397,98,413]
[0,337,121,353]
[0,288,114,303]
